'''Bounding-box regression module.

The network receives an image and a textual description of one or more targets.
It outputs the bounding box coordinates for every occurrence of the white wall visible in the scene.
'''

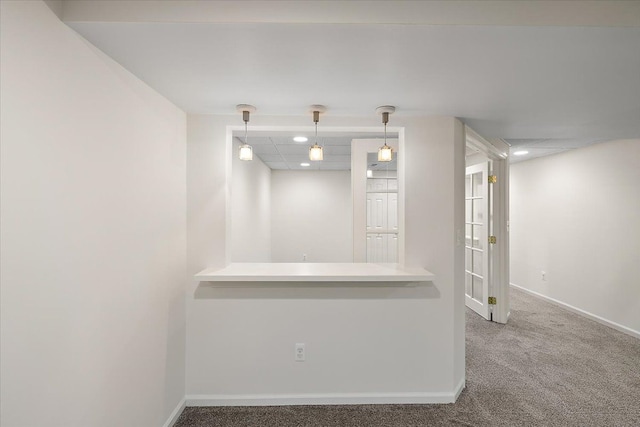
[271,170,352,262]
[510,139,640,335]
[0,2,186,426]
[231,140,271,262]
[186,114,465,404]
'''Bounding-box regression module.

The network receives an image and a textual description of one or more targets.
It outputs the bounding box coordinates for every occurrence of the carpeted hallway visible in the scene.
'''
[175,288,640,426]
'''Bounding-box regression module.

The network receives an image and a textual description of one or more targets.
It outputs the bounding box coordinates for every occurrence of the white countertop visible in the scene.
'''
[195,263,435,282]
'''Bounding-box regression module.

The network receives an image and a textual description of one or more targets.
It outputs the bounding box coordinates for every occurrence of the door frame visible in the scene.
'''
[465,126,510,324]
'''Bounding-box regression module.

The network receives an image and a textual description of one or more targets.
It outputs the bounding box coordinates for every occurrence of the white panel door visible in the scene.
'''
[366,234,374,262]
[387,233,398,263]
[388,193,398,231]
[366,234,386,263]
[366,193,387,231]
[465,162,491,320]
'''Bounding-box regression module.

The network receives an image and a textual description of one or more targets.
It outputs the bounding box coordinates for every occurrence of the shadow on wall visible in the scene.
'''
[194,282,440,300]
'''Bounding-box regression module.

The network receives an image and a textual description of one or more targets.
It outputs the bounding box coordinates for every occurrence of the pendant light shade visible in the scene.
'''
[309,144,323,161]
[378,145,393,162]
[376,105,395,162]
[239,144,253,161]
[236,104,256,161]
[308,105,326,161]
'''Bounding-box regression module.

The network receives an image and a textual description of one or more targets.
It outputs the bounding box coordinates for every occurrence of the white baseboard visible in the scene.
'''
[510,283,640,339]
[186,387,464,407]
[453,376,465,400]
[161,398,186,427]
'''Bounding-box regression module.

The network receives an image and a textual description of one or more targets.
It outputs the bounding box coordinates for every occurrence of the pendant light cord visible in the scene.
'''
[383,111,389,148]
[313,110,319,146]
[244,118,248,145]
[384,121,387,147]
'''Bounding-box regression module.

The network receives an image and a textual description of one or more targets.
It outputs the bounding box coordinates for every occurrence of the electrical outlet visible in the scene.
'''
[295,343,305,361]
[541,271,546,281]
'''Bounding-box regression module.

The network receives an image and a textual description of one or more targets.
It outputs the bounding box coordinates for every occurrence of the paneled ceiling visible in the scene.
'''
[58,1,640,163]
[234,132,397,170]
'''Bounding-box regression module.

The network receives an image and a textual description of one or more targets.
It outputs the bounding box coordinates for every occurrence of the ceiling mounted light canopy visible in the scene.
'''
[236,104,256,161]
[376,105,395,162]
[309,105,326,161]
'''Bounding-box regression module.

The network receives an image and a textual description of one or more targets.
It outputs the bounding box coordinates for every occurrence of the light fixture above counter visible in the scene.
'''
[308,105,326,161]
[376,106,395,162]
[236,104,256,161]
[230,103,400,170]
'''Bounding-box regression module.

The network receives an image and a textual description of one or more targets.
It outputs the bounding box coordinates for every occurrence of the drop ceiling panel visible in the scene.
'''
[324,146,352,155]
[256,154,284,163]
[319,155,351,163]
[282,155,315,163]
[251,145,279,155]
[320,163,352,170]
[321,137,362,146]
[274,145,311,155]
[269,136,309,145]
[289,164,318,170]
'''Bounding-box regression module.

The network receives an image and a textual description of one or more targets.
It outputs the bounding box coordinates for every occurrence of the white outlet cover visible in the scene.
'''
[295,343,305,361]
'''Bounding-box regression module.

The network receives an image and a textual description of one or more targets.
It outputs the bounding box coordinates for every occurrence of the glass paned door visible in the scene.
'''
[465,162,491,320]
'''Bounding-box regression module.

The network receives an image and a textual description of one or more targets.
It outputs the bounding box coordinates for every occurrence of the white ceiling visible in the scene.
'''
[60,1,640,163]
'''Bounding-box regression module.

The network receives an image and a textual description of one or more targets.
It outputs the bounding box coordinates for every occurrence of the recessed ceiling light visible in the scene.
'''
[293,136,308,142]
[300,162,310,167]
[513,150,529,156]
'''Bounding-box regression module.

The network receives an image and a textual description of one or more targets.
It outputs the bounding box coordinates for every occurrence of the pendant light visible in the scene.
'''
[236,104,256,161]
[308,105,326,161]
[376,105,395,162]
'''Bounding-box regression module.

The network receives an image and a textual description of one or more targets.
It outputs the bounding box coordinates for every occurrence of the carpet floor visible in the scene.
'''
[175,288,640,426]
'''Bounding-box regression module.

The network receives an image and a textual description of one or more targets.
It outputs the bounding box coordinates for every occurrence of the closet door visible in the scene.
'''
[366,234,374,262]
[388,192,398,232]
[387,233,398,263]
[366,193,388,231]
[366,234,385,263]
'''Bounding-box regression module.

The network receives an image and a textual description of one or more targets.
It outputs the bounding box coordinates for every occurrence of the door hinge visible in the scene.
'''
[488,175,497,184]
[488,235,497,244]
[488,296,497,305]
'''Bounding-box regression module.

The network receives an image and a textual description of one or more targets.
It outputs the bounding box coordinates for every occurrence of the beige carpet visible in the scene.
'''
[175,288,640,426]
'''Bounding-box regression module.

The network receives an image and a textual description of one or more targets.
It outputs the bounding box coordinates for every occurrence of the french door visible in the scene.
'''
[465,163,491,320]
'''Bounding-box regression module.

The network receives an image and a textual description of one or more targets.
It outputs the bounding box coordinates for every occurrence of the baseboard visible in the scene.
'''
[161,398,186,427]
[510,283,640,339]
[453,376,465,401]
[186,389,462,407]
